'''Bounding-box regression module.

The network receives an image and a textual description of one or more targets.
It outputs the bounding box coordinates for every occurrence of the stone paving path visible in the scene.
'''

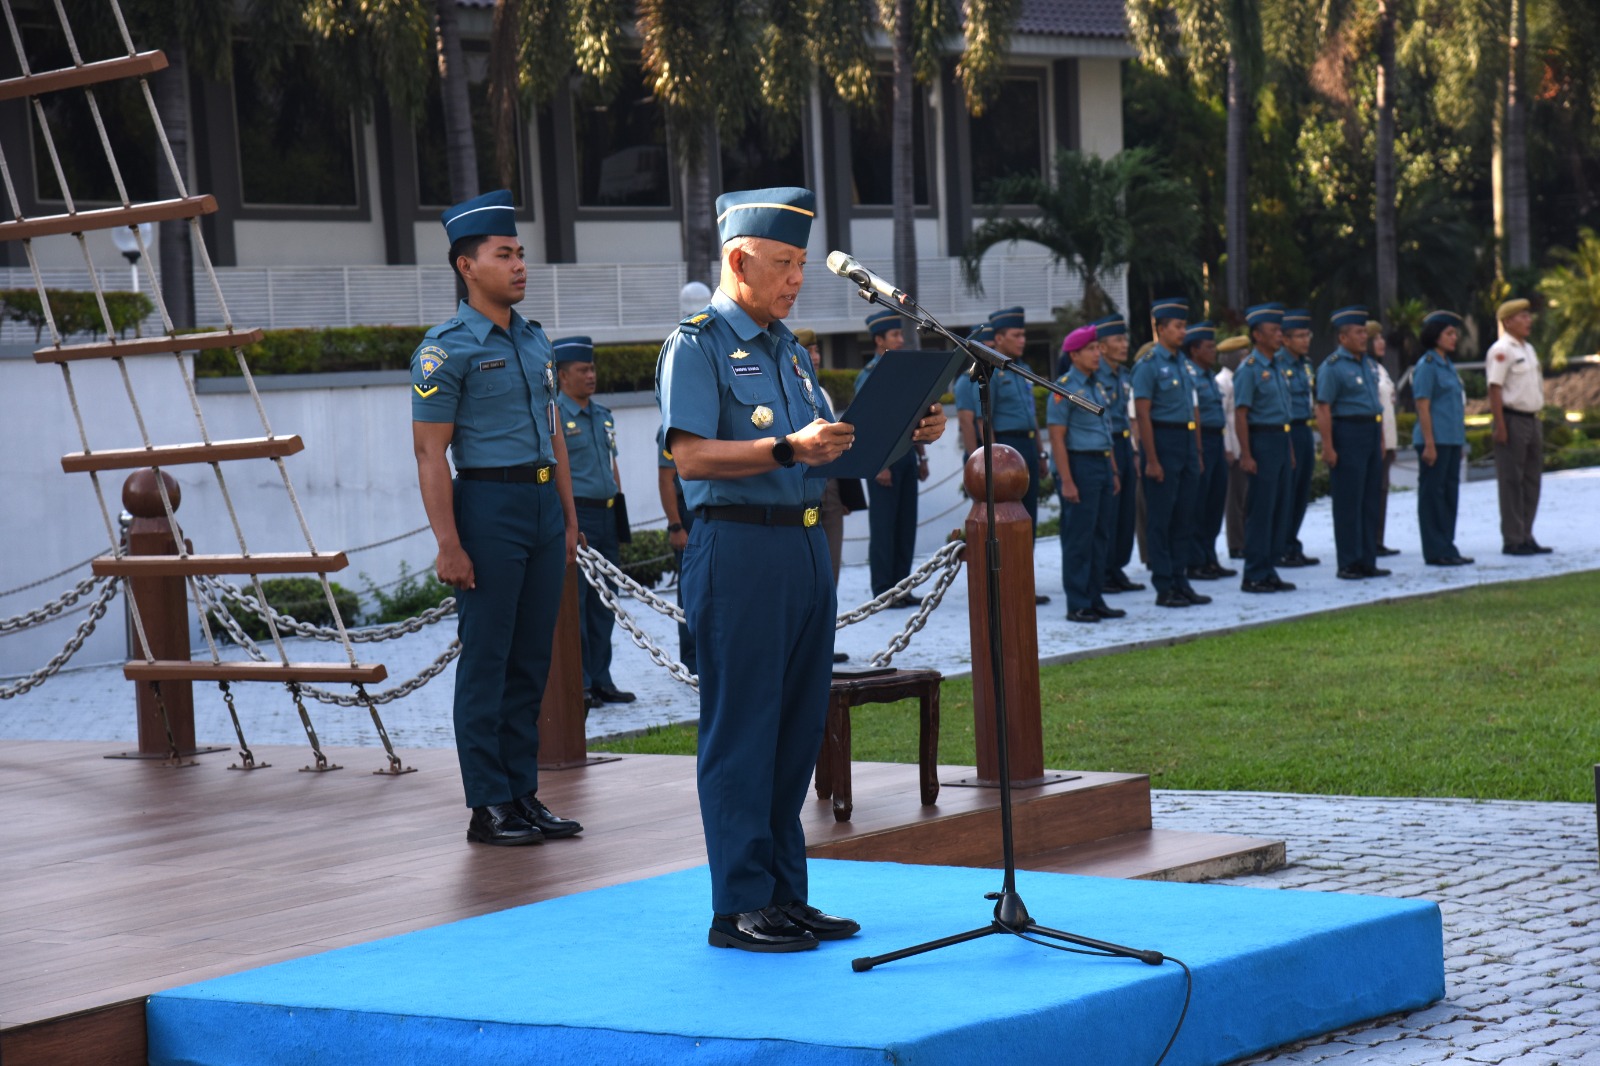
[1150,791,1600,1064]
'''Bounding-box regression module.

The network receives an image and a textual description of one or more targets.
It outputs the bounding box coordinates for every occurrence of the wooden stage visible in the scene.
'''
[0,740,1283,1065]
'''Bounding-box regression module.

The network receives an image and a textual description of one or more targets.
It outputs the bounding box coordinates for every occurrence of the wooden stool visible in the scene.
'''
[813,668,941,822]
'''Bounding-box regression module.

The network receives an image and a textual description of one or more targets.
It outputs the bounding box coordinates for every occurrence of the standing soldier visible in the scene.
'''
[555,337,635,708]
[1315,308,1388,580]
[1234,304,1296,593]
[1276,308,1320,568]
[1048,325,1123,623]
[859,307,927,605]
[954,323,992,457]
[987,305,1052,605]
[1183,323,1234,581]
[1412,310,1474,566]
[1093,314,1145,594]
[656,425,696,676]
[1486,298,1551,555]
[411,190,584,846]
[1132,297,1209,608]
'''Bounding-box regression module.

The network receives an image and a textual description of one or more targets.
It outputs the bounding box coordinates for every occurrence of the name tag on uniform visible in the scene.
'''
[733,364,763,377]
[479,359,506,371]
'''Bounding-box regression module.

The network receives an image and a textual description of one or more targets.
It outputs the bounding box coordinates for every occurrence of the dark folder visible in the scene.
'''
[805,349,969,480]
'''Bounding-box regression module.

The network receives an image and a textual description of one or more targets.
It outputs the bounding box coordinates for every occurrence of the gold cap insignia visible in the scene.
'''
[751,405,774,429]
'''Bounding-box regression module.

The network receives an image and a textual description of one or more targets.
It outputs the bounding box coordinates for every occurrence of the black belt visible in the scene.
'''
[1248,423,1291,434]
[1201,426,1224,436]
[458,464,554,484]
[574,495,615,509]
[698,504,822,528]
[1301,418,1317,427]
[1334,414,1383,424]
[1068,449,1113,457]
[994,428,1036,439]
[1152,420,1196,430]
[1503,408,1538,418]
[1117,429,1131,439]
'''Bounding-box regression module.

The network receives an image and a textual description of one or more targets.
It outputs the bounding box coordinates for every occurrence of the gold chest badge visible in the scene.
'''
[751,405,775,429]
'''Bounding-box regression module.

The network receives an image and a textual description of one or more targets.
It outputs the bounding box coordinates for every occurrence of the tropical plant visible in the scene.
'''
[1538,228,1600,367]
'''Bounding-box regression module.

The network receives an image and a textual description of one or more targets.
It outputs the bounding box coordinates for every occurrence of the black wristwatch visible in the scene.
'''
[771,436,797,468]
[667,522,683,533]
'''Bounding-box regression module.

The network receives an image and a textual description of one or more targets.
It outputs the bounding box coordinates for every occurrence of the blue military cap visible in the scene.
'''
[989,306,1026,331]
[551,335,594,364]
[1092,314,1127,339]
[967,322,995,344]
[1330,306,1368,329]
[1282,308,1313,331]
[1151,296,1189,320]
[866,308,903,336]
[441,189,517,243]
[1185,321,1216,344]
[1422,309,1464,331]
[715,186,816,248]
[1245,304,1284,327]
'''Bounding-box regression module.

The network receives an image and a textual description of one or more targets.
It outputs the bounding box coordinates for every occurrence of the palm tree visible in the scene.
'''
[1375,0,1399,345]
[960,148,1200,319]
[1539,228,1600,367]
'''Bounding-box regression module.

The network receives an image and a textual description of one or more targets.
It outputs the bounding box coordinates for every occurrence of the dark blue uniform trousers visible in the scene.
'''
[1243,430,1294,584]
[1286,422,1315,555]
[868,449,919,596]
[671,487,697,675]
[683,519,836,915]
[1416,444,1463,562]
[1331,421,1383,570]
[1140,425,1198,594]
[451,477,566,809]
[1110,433,1137,574]
[1191,430,1228,568]
[993,431,1041,530]
[575,502,620,691]
[1059,453,1115,612]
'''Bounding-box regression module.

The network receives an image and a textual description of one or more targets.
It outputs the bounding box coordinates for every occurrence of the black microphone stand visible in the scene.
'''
[841,285,1166,974]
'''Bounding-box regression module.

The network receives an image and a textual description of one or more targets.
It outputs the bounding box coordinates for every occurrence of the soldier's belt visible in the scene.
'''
[1301,418,1317,427]
[1502,408,1537,418]
[574,495,616,508]
[1200,426,1225,436]
[458,464,555,484]
[1068,449,1113,458]
[1247,423,1292,434]
[1333,414,1383,423]
[1119,429,1131,438]
[698,504,822,528]
[1151,420,1197,430]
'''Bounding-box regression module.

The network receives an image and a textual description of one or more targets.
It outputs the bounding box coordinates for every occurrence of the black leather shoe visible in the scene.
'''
[1186,565,1219,581]
[1090,603,1126,619]
[1155,589,1191,608]
[1452,555,1475,565]
[1524,541,1553,554]
[1067,608,1101,623]
[515,794,583,838]
[467,803,543,846]
[1105,571,1146,593]
[584,690,604,710]
[592,684,636,704]
[833,651,850,663]
[1427,556,1474,566]
[1376,545,1400,557]
[775,900,860,940]
[709,907,818,952]
[889,593,924,609]
[1360,565,1392,577]
[1035,593,1052,605]
[1337,566,1366,580]
[1503,543,1537,555]
[1276,554,1309,568]
[1267,576,1296,591]
[1241,579,1278,593]
[1207,563,1238,578]
[1178,587,1212,605]
[1228,549,1244,559]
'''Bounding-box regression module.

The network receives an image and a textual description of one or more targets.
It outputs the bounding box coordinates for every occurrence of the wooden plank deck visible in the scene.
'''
[0,740,1282,1064]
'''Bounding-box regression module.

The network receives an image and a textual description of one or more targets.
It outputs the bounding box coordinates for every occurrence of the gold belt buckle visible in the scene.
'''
[803,506,819,528]
[536,466,551,484]
[1187,421,1196,430]
[606,497,615,508]
[1375,414,1383,423]
[1282,424,1290,432]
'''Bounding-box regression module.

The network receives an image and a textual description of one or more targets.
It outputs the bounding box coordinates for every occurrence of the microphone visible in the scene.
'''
[826,250,913,308]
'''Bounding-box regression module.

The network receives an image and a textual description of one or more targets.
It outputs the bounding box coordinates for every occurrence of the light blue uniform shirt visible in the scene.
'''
[557,391,618,498]
[1275,349,1316,420]
[1046,366,1113,452]
[1315,347,1382,417]
[1191,360,1227,429]
[1093,363,1132,434]
[1234,348,1292,425]
[1130,344,1197,423]
[656,289,825,510]
[1411,350,1467,447]
[952,371,979,416]
[410,300,557,468]
[950,364,1034,434]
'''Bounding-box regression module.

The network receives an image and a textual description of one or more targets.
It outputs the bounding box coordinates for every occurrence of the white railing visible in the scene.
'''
[1,254,1117,346]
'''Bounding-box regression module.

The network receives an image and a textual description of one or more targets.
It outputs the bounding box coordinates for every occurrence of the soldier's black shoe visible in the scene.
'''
[1267,576,1296,591]
[584,690,604,710]
[467,803,543,846]
[1427,556,1474,566]
[1177,587,1212,606]
[1376,545,1400,557]
[1337,566,1366,580]
[833,651,850,663]
[1035,593,1052,605]
[709,907,818,952]
[1524,540,1553,554]
[1360,565,1392,577]
[1241,579,1278,593]
[515,794,583,838]
[1503,543,1538,555]
[1206,563,1238,578]
[1186,566,1220,581]
[592,685,636,704]
[1104,571,1146,593]
[775,900,860,940]
[1067,608,1101,623]
[1090,603,1126,619]
[1155,589,1191,608]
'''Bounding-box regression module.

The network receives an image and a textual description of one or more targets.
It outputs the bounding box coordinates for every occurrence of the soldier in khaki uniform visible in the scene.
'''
[1486,298,1551,555]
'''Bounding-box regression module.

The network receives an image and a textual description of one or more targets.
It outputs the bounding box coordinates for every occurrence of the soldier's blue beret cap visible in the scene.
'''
[442,189,517,244]
[715,187,816,248]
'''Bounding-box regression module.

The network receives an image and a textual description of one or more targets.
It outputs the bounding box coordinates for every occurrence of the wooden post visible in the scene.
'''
[538,560,589,769]
[121,469,195,755]
[964,444,1046,786]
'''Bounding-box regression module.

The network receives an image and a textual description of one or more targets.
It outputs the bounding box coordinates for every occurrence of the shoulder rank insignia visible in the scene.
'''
[678,309,716,335]
[414,384,438,399]
[730,348,750,360]
[418,345,447,379]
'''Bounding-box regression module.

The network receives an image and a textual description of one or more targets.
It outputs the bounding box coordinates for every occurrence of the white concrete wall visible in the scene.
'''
[232,219,388,267]
[1077,58,1125,158]
[574,221,682,264]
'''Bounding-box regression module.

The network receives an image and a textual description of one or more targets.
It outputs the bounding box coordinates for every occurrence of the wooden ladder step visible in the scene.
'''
[123,661,388,684]
[35,328,263,363]
[0,196,217,243]
[93,552,348,577]
[62,435,304,474]
[0,51,167,102]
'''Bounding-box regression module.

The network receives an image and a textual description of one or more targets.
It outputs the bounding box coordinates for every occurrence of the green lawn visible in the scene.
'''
[598,572,1600,803]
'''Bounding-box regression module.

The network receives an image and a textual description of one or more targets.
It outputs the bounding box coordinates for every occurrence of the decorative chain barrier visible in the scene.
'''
[196,575,457,643]
[0,576,120,700]
[0,573,107,634]
[577,545,698,688]
[0,552,104,599]
[859,542,965,668]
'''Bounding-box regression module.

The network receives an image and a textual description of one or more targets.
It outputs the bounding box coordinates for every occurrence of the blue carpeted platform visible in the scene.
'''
[147,860,1443,1066]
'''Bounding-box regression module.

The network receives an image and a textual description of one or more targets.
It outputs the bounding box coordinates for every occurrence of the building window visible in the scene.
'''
[848,76,931,207]
[234,43,359,207]
[416,50,524,209]
[721,119,806,192]
[26,29,156,203]
[969,77,1045,203]
[574,64,670,209]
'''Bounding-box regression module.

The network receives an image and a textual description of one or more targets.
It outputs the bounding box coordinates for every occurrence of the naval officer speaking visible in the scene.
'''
[658,186,946,952]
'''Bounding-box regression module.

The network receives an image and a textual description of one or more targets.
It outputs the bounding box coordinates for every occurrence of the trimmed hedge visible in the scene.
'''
[1,288,153,341]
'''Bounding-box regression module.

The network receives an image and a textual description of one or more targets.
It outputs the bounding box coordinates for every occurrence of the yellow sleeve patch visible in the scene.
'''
[414,384,439,398]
